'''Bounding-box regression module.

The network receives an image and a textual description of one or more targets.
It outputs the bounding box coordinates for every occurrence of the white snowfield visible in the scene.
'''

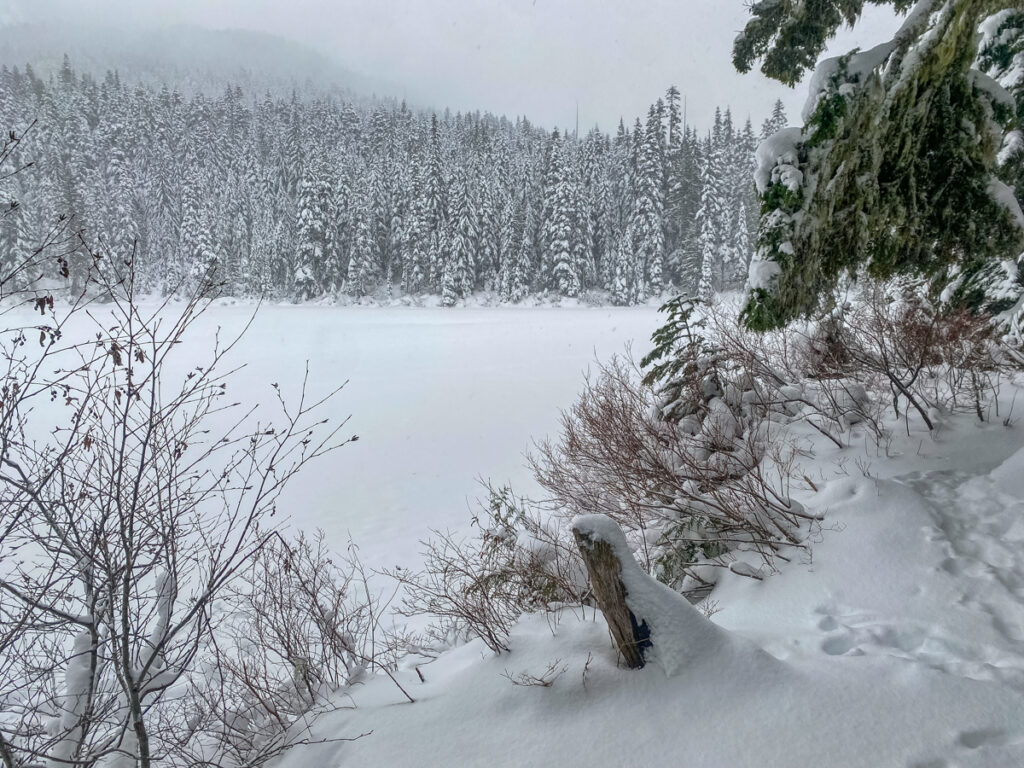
[12,302,1024,766]
[260,332,1024,768]
[161,302,663,569]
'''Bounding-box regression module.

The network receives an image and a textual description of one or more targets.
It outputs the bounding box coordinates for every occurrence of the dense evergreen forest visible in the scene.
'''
[0,58,786,304]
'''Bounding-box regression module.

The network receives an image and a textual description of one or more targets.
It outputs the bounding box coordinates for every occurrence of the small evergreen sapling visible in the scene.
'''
[641,296,721,423]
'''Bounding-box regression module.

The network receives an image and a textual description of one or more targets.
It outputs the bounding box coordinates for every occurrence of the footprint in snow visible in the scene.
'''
[820,634,858,656]
[957,728,1011,750]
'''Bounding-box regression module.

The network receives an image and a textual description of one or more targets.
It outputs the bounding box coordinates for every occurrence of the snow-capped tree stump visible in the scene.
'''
[572,514,757,677]
[572,519,651,669]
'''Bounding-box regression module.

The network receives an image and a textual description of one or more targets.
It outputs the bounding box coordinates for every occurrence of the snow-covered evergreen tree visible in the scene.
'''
[737,0,1024,330]
[294,156,338,298]
[760,99,788,140]
[631,102,667,298]
[441,179,475,306]
[695,124,728,301]
[346,187,378,298]
[541,131,581,296]
[0,57,792,305]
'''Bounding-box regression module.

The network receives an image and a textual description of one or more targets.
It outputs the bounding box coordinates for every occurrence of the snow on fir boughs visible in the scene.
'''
[738,0,1024,332]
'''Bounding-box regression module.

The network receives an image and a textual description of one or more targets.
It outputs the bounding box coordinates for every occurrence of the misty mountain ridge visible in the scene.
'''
[0,21,404,102]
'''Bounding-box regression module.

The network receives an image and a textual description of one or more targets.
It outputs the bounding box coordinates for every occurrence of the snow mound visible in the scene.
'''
[988,445,1024,500]
[571,513,772,676]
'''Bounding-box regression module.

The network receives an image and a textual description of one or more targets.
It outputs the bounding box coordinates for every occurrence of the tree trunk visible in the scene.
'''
[572,526,650,669]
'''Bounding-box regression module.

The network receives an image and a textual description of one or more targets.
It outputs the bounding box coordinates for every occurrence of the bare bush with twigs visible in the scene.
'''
[531,354,815,591]
[188,532,404,767]
[0,150,359,767]
[836,284,1021,429]
[386,483,588,655]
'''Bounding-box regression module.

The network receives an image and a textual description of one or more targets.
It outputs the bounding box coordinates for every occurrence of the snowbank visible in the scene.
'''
[277,388,1024,768]
[571,513,773,676]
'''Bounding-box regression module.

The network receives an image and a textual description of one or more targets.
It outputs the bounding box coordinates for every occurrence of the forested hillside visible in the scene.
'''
[0,59,784,303]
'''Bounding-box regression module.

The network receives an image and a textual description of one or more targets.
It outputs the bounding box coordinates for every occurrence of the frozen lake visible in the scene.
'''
[182,304,662,569]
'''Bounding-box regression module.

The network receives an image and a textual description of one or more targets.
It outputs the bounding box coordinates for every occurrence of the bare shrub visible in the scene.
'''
[188,532,397,767]
[500,660,568,688]
[531,355,814,591]
[0,249,352,768]
[854,287,1018,425]
[705,281,1022,441]
[708,309,886,446]
[793,284,1023,430]
[387,484,588,655]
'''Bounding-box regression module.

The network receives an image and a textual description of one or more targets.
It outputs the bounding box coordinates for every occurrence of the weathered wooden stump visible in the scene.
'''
[572,523,651,669]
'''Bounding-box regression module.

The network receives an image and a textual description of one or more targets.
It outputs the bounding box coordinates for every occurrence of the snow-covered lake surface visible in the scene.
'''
[181,304,661,569]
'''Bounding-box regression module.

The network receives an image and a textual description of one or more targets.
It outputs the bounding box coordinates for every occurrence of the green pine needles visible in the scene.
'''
[734,0,921,85]
[737,0,1024,332]
[641,296,722,421]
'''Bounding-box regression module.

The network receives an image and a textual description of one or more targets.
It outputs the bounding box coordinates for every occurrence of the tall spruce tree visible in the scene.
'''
[631,102,667,297]
[542,131,582,296]
[441,178,475,306]
[736,0,1024,331]
[294,156,338,298]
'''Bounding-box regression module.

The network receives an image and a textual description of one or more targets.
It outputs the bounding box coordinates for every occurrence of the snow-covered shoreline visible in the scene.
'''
[279,386,1024,768]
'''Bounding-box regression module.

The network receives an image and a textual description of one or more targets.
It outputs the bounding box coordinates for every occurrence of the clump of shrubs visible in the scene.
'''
[396,285,1024,655]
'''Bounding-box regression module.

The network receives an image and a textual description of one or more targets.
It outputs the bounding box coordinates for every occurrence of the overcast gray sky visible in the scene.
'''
[4,0,903,132]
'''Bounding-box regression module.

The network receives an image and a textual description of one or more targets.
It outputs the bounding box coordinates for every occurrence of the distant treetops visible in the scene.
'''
[0,60,785,305]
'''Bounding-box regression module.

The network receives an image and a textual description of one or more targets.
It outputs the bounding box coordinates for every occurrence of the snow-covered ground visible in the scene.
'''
[13,301,1024,766]
[249,342,1024,768]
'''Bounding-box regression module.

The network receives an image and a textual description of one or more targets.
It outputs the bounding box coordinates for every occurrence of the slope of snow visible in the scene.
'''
[274,383,1024,768]
[571,513,769,677]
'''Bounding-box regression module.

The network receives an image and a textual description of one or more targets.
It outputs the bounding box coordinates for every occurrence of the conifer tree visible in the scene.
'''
[179,165,219,290]
[0,196,29,293]
[346,188,378,298]
[542,131,581,296]
[612,225,638,306]
[425,114,449,290]
[295,157,338,297]
[441,179,475,306]
[499,192,531,302]
[979,10,1024,202]
[695,127,728,299]
[760,99,788,140]
[737,0,1024,330]
[632,103,667,297]
[401,168,431,294]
